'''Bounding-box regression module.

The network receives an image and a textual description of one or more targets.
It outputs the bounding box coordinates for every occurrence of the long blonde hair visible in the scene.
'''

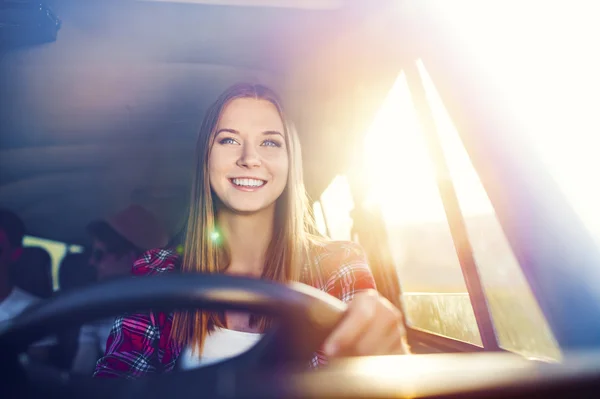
[171,83,320,352]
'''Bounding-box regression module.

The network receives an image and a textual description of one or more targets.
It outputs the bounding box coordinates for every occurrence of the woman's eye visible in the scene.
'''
[262,139,282,148]
[219,137,239,145]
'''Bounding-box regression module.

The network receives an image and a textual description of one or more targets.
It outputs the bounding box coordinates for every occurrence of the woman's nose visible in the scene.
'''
[236,144,262,168]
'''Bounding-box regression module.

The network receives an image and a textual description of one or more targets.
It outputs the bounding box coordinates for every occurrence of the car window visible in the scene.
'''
[416,61,561,360]
[22,235,84,290]
[362,71,481,345]
[319,175,355,241]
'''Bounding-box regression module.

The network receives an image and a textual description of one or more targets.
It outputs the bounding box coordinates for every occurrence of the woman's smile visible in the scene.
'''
[229,177,267,192]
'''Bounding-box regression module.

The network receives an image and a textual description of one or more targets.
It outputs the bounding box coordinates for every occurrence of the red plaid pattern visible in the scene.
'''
[94,241,376,379]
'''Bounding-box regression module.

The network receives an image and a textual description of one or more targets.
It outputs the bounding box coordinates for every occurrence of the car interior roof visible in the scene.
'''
[0,0,402,245]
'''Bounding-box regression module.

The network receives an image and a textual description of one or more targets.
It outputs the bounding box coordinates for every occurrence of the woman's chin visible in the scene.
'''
[222,201,276,216]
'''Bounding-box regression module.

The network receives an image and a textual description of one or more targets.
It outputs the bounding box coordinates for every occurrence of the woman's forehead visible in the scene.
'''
[217,98,285,133]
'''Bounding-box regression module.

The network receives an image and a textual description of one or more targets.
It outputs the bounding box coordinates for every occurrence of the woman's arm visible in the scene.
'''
[93,313,161,378]
[320,241,409,357]
[320,241,378,301]
[94,248,180,378]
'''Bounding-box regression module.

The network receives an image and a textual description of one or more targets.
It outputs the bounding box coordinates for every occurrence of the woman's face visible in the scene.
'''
[209,98,289,214]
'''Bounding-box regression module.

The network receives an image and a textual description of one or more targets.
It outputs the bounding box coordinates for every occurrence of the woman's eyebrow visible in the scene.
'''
[215,128,239,135]
[215,129,283,137]
[263,130,284,137]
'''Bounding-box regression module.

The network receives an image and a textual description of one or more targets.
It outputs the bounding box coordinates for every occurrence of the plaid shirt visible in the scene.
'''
[94,241,376,379]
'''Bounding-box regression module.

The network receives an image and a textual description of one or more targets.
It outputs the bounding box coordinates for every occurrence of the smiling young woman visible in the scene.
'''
[94,83,408,378]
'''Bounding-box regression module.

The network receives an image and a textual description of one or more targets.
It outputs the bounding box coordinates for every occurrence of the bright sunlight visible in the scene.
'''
[364,1,600,243]
[363,71,447,226]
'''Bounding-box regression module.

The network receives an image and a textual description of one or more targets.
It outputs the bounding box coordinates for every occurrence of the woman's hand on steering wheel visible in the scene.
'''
[323,289,408,357]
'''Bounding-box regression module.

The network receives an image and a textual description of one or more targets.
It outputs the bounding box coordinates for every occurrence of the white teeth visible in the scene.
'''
[232,178,265,187]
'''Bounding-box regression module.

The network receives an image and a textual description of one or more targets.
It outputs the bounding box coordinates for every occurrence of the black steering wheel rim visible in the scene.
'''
[0,274,347,399]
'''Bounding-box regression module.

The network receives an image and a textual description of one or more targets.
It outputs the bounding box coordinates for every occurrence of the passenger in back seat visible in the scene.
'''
[0,209,55,359]
[71,205,169,375]
[0,209,32,322]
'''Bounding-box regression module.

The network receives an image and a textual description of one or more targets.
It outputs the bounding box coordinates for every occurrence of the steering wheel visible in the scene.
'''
[0,274,347,399]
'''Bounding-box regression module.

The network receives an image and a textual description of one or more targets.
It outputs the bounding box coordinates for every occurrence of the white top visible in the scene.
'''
[0,287,55,346]
[179,327,263,369]
[0,287,39,323]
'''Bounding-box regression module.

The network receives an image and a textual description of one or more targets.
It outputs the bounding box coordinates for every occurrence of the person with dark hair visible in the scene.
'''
[0,209,57,362]
[87,204,168,281]
[0,208,35,321]
[12,246,54,299]
[72,205,169,374]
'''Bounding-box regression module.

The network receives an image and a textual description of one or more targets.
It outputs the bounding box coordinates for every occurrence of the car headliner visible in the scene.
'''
[0,0,403,245]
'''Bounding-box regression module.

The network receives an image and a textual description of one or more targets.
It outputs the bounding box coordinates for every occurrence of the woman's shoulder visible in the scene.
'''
[309,239,369,274]
[132,248,181,276]
[311,239,367,259]
[306,239,376,295]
